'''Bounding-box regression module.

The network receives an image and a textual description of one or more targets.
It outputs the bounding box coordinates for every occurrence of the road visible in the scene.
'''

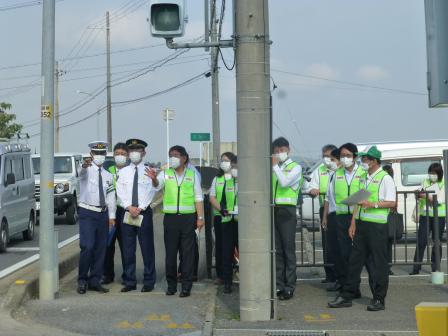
[0,216,79,278]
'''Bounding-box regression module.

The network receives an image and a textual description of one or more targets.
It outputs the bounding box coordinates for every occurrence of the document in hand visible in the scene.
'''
[341,189,371,206]
[123,211,143,227]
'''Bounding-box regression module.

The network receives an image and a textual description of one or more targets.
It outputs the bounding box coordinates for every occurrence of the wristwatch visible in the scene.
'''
[198,216,204,220]
[374,202,379,209]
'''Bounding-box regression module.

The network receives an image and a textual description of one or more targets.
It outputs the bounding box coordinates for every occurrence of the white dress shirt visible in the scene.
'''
[325,173,337,213]
[365,167,396,202]
[156,167,203,202]
[79,162,116,219]
[272,158,302,191]
[116,162,158,210]
[421,179,445,205]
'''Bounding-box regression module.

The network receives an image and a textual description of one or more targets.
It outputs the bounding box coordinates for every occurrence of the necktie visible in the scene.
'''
[98,168,106,207]
[132,166,139,207]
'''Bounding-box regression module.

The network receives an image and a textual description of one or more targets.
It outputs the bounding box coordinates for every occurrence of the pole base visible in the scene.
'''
[431,271,445,285]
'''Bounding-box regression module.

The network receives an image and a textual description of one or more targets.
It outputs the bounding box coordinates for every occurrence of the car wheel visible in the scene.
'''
[23,213,35,241]
[0,221,8,253]
[66,197,78,225]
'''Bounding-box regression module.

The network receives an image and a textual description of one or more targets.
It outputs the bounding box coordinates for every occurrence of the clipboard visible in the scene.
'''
[341,189,371,206]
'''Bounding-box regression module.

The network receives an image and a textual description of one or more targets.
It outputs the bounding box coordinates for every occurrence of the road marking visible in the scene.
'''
[215,328,418,334]
[146,314,171,321]
[0,234,79,280]
[15,279,26,285]
[304,313,336,322]
[7,247,40,252]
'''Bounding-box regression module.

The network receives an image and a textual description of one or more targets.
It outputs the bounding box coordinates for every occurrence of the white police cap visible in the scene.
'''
[88,141,108,152]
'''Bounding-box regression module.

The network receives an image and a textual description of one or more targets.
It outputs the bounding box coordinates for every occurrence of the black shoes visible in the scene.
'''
[166,289,177,296]
[121,285,137,292]
[101,277,114,285]
[88,285,109,293]
[141,285,154,293]
[179,290,190,298]
[328,295,352,308]
[278,290,294,301]
[367,299,385,311]
[326,282,342,292]
[276,289,284,297]
[77,284,87,294]
[223,284,232,294]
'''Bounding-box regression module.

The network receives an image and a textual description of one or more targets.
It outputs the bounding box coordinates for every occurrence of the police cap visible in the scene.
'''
[126,138,147,150]
[88,141,108,152]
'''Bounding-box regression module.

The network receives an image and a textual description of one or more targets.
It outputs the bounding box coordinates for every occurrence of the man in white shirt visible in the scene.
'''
[116,139,157,293]
[77,141,116,295]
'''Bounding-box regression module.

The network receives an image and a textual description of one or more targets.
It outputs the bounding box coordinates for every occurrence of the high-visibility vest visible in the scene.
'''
[214,175,237,223]
[334,165,366,215]
[359,169,390,224]
[318,164,331,206]
[272,160,302,206]
[163,168,196,214]
[107,165,118,188]
[419,179,446,218]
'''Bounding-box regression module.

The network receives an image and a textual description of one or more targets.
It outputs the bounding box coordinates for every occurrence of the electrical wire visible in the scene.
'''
[0,0,64,12]
[218,48,235,71]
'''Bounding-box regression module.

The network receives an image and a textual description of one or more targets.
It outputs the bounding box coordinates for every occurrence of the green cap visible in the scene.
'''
[359,145,382,160]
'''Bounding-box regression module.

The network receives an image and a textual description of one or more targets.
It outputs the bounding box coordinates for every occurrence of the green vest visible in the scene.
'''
[334,165,366,215]
[272,160,302,206]
[359,169,390,224]
[318,164,331,206]
[419,179,446,217]
[107,165,118,188]
[214,175,237,223]
[163,168,196,214]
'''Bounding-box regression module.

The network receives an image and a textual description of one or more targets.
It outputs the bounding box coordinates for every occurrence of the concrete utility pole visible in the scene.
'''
[210,1,221,166]
[236,0,272,321]
[106,11,112,147]
[39,0,56,300]
[55,61,60,152]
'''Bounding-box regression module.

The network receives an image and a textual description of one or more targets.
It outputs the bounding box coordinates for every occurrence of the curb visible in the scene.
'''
[202,283,218,336]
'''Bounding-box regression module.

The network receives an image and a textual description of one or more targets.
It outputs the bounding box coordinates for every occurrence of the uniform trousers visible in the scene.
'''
[413,216,446,272]
[320,207,337,282]
[103,206,125,282]
[219,217,238,285]
[214,217,223,279]
[78,207,109,287]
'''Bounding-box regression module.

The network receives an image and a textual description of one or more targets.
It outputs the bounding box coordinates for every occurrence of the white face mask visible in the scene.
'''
[276,152,288,163]
[340,157,354,168]
[169,156,181,169]
[361,162,370,171]
[329,161,338,171]
[92,155,106,166]
[129,151,142,164]
[429,174,438,182]
[323,157,332,169]
[114,155,127,167]
[220,161,231,172]
[231,168,238,178]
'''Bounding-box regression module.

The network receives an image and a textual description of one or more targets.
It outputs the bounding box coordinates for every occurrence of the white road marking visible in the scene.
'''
[215,329,418,334]
[7,247,40,252]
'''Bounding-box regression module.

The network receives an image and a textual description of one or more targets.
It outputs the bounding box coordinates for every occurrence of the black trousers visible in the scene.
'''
[320,207,337,282]
[335,214,353,286]
[103,206,125,281]
[214,217,223,279]
[220,217,238,285]
[341,220,389,302]
[164,213,197,292]
[413,216,446,272]
[178,235,199,279]
[274,205,297,293]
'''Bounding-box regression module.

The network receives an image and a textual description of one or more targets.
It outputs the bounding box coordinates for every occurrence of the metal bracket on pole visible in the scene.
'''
[165,38,234,49]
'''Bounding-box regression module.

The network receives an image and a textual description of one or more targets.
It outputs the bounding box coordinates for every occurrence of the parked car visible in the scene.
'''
[32,153,83,225]
[0,141,36,252]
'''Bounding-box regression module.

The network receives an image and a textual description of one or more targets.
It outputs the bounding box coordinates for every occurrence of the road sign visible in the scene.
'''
[190,133,210,141]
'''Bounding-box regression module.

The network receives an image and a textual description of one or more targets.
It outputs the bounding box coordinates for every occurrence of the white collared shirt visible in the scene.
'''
[325,172,337,213]
[272,158,302,190]
[116,162,158,210]
[156,167,203,202]
[306,163,331,192]
[79,162,116,219]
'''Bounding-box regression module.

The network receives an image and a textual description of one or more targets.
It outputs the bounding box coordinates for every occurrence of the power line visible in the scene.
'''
[0,0,64,12]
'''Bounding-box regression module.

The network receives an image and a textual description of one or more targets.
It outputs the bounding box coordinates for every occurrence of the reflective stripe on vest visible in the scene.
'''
[163,168,196,214]
[359,169,389,224]
[419,179,446,217]
[318,164,330,206]
[334,165,366,215]
[272,161,301,206]
[214,175,237,223]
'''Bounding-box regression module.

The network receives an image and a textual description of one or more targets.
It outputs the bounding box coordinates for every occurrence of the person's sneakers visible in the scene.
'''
[179,290,190,298]
[328,296,352,308]
[100,277,114,285]
[141,285,154,293]
[409,270,420,275]
[276,289,284,297]
[88,285,109,293]
[120,285,137,293]
[77,284,87,295]
[223,284,232,294]
[367,299,385,311]
[278,290,294,301]
[166,289,177,296]
[389,270,394,276]
[326,281,342,292]
[321,278,335,284]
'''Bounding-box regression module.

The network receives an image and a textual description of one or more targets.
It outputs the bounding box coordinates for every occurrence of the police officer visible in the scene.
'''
[77,141,116,294]
[308,144,338,283]
[210,152,238,294]
[102,142,129,285]
[149,145,204,297]
[328,146,396,311]
[116,139,157,293]
[272,137,303,300]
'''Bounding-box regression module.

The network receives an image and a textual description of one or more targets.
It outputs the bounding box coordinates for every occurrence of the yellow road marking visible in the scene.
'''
[179,323,194,329]
[146,314,160,321]
[15,280,26,285]
[165,322,178,329]
[304,314,336,323]
[115,320,132,329]
[160,314,171,321]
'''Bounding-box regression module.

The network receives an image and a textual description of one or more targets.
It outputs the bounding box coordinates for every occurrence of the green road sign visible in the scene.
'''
[190,133,210,141]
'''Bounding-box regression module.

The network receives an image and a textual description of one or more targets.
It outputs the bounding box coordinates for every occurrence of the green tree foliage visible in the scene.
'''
[0,102,23,139]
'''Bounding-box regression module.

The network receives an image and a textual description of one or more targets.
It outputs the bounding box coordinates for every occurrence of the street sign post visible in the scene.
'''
[191,133,210,166]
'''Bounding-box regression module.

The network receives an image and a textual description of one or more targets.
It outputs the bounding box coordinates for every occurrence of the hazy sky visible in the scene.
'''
[1,0,446,162]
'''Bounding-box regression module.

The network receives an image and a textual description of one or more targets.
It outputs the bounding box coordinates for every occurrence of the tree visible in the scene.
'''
[0,102,23,139]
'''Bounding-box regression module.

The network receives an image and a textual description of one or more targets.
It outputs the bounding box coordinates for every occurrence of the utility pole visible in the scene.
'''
[55,61,60,152]
[236,0,272,321]
[39,0,56,300]
[210,1,220,166]
[106,11,112,147]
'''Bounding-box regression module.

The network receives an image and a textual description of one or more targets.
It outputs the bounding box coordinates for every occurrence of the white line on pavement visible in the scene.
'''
[7,247,40,252]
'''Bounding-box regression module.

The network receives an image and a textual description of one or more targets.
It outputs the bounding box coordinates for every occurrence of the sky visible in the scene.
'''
[1,0,446,163]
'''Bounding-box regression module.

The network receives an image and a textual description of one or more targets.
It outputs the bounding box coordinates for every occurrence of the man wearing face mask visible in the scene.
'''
[102,142,129,285]
[272,137,303,301]
[116,139,157,293]
[77,141,116,295]
[308,144,338,283]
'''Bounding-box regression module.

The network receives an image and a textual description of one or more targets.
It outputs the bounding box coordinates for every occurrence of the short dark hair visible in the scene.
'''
[113,142,128,152]
[330,148,340,160]
[339,143,358,157]
[428,162,443,182]
[322,144,337,154]
[169,145,189,163]
[382,164,394,178]
[272,137,289,150]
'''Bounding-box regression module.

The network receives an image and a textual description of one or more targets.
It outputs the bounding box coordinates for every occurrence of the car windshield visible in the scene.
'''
[401,159,440,186]
[32,156,73,174]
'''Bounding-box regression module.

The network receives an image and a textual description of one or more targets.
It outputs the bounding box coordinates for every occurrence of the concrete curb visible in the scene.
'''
[202,282,218,336]
[0,239,80,313]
